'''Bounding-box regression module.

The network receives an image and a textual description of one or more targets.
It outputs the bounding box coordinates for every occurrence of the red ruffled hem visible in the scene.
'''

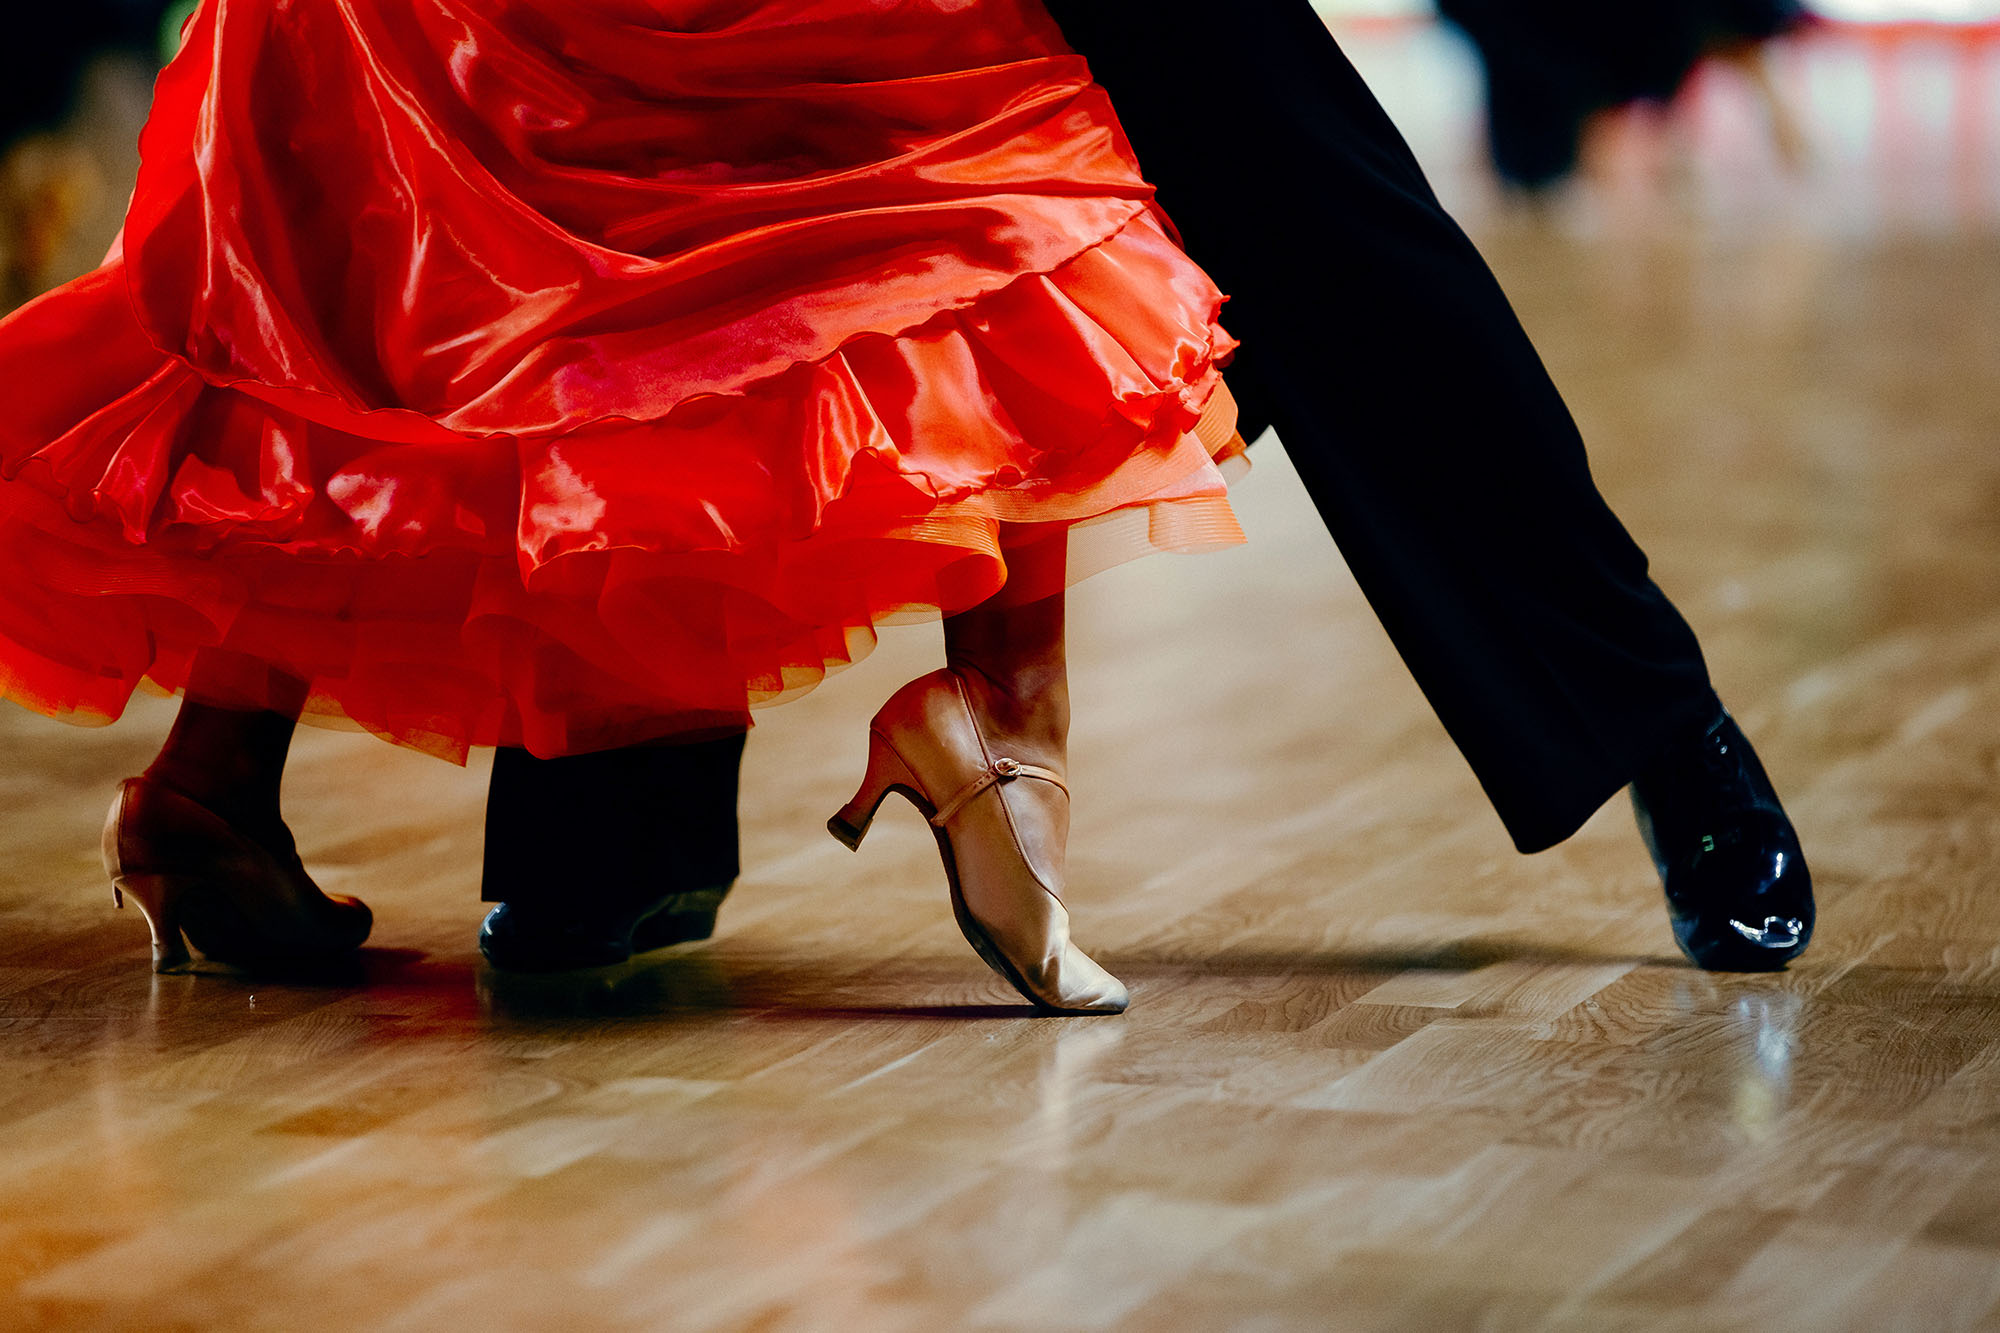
[0,217,1243,760]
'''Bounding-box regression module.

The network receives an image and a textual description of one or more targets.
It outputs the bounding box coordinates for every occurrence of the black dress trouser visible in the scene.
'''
[483,0,1723,910]
[1042,0,1721,852]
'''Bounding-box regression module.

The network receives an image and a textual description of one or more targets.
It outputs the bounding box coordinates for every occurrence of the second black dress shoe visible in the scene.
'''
[478,887,728,973]
[1631,712,1813,972]
[479,735,747,972]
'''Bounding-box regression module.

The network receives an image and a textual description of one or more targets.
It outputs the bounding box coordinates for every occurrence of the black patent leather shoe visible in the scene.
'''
[479,735,746,972]
[478,887,728,973]
[1631,713,1813,972]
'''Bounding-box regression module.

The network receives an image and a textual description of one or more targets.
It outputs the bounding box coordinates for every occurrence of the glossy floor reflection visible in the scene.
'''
[2,20,2000,1333]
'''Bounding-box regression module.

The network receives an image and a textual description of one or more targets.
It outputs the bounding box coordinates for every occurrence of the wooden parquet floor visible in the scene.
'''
[2,26,1999,1333]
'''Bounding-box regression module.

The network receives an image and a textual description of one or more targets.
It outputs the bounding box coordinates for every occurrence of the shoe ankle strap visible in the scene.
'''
[930,757,1066,827]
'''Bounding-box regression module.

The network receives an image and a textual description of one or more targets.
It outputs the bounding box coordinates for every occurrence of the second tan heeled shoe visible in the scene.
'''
[828,669,1128,1015]
[102,777,374,973]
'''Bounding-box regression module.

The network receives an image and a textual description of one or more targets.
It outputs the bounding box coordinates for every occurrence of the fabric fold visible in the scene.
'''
[0,0,1247,759]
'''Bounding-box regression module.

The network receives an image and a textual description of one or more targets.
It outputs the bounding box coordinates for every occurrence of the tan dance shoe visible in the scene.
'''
[102,778,373,973]
[829,669,1128,1015]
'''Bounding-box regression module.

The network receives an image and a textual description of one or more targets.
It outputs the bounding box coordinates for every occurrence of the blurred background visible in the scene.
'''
[0,1,189,307]
[1309,0,2000,233]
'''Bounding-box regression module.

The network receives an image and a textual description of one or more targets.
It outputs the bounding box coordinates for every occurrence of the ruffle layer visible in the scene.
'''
[0,0,1247,758]
[0,218,1243,759]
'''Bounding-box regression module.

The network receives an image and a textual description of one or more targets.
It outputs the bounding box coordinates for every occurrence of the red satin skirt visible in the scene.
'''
[0,0,1244,759]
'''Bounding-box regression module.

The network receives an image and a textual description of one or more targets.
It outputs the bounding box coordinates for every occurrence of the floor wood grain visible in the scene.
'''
[1,22,1997,1333]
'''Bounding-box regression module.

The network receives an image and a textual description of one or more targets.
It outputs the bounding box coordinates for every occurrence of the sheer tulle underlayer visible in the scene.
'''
[0,0,1244,758]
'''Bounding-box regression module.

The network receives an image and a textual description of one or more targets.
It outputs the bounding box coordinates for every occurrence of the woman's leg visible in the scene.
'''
[141,653,307,851]
[830,527,1124,1012]
[108,653,371,971]
[942,574,1069,780]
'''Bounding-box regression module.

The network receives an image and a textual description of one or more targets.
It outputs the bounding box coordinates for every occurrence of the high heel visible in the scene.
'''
[102,778,373,973]
[828,670,1128,1015]
[828,732,923,852]
[107,873,200,972]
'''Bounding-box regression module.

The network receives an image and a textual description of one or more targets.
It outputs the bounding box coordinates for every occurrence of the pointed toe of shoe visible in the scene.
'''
[478,889,727,973]
[478,902,632,973]
[332,892,376,944]
[1634,714,1816,974]
[1064,978,1130,1016]
[1036,946,1129,1015]
[327,895,375,951]
[1667,844,1814,971]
